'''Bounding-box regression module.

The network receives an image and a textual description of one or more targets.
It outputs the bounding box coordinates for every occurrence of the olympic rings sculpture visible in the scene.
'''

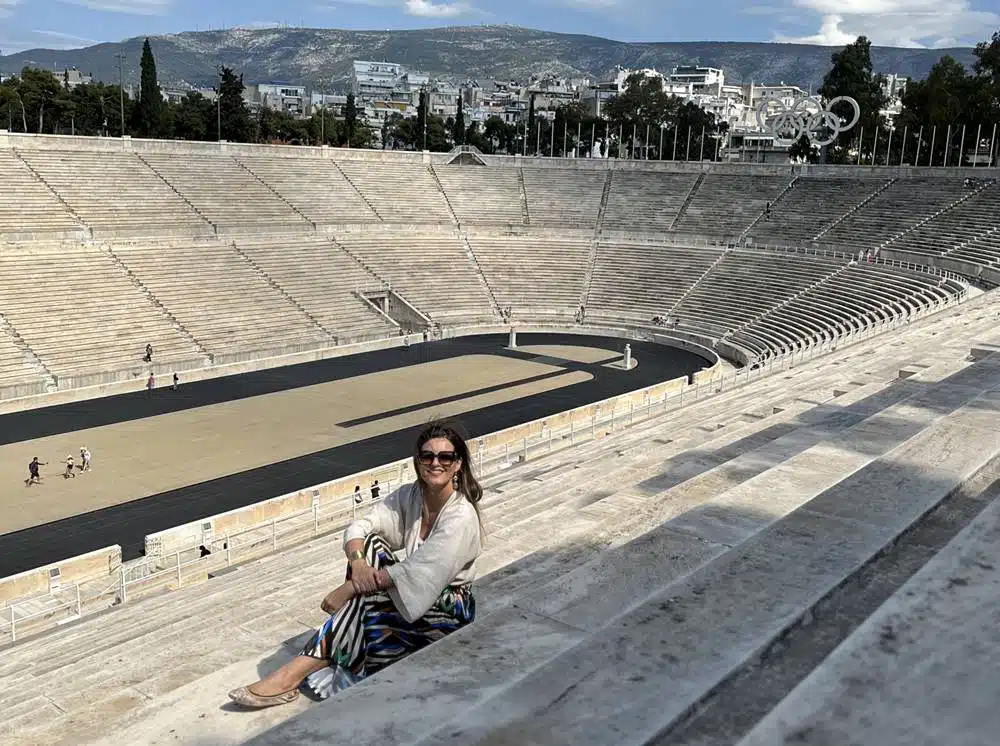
[755,95,861,147]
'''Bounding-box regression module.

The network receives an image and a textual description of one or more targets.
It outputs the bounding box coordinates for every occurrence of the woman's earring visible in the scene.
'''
[453,471,460,487]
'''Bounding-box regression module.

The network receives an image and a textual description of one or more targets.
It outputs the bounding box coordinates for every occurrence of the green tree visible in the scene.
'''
[603,72,675,131]
[17,68,64,133]
[526,93,536,154]
[172,91,214,141]
[416,88,429,150]
[453,94,465,145]
[788,133,819,163]
[483,115,515,154]
[0,76,28,132]
[818,36,889,163]
[344,92,358,146]
[216,66,251,142]
[132,38,165,138]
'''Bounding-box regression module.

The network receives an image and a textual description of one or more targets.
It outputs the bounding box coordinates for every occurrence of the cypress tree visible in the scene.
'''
[134,38,164,138]
[453,93,465,145]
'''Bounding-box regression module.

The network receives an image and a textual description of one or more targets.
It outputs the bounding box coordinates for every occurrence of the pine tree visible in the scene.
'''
[217,66,252,142]
[133,38,164,138]
[818,36,889,163]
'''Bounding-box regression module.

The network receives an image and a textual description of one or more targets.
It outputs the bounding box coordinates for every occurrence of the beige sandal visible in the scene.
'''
[228,685,300,709]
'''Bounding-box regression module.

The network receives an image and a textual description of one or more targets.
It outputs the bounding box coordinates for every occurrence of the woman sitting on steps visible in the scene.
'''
[228,420,483,708]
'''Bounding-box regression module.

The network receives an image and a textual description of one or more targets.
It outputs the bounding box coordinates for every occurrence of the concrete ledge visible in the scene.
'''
[0,545,121,605]
[144,460,411,557]
[0,380,49,401]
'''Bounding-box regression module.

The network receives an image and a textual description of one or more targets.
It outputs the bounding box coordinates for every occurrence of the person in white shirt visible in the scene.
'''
[80,447,91,473]
[64,455,77,479]
[229,420,483,709]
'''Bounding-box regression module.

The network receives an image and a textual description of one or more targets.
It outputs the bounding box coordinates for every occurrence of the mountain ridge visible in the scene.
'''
[0,25,975,93]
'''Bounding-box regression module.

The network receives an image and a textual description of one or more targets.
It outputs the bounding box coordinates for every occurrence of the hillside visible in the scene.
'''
[0,25,975,92]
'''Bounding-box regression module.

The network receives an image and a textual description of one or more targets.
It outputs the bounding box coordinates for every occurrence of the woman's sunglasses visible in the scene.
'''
[418,450,458,466]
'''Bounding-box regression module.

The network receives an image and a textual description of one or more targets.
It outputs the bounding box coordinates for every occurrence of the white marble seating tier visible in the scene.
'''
[238,156,381,226]
[748,177,887,245]
[6,293,993,746]
[17,150,212,237]
[888,183,1000,259]
[335,161,455,225]
[739,482,1000,746]
[466,234,590,314]
[949,228,1000,267]
[819,178,970,253]
[672,250,844,331]
[138,154,310,231]
[520,168,606,230]
[114,242,331,356]
[0,245,201,379]
[0,151,81,238]
[741,264,955,358]
[433,166,525,226]
[332,231,494,321]
[673,174,790,237]
[586,242,724,318]
[235,235,396,340]
[601,172,700,233]
[0,327,44,388]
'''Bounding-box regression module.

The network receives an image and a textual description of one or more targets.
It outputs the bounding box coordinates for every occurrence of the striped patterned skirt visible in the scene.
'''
[300,533,476,699]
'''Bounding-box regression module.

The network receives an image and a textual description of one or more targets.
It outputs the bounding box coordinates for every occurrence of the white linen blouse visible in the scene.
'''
[342,481,481,623]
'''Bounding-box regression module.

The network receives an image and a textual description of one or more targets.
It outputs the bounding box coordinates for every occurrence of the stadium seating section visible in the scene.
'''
[0,143,994,397]
[1,142,999,746]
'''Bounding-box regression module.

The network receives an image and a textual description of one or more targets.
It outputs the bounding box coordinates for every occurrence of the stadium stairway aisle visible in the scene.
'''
[2,291,1000,746]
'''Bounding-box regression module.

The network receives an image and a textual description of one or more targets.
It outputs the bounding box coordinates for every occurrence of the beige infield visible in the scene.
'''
[0,348,606,534]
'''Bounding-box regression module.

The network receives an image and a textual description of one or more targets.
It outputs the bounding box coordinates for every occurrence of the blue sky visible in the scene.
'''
[1,0,997,55]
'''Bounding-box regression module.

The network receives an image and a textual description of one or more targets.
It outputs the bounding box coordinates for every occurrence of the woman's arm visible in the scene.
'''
[384,506,480,622]
[342,486,408,557]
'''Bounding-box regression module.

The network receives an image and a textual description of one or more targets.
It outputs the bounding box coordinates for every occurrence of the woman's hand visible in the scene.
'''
[320,582,355,615]
[350,559,381,595]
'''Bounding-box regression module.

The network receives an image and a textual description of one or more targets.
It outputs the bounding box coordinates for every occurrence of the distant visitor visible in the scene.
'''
[25,457,47,486]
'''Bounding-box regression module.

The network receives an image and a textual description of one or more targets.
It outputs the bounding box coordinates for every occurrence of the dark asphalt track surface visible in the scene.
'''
[0,333,709,576]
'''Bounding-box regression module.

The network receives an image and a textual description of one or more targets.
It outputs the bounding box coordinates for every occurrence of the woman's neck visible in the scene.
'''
[423,482,455,513]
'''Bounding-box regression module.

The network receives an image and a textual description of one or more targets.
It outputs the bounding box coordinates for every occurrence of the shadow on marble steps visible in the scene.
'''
[239,359,1000,746]
[737,482,1000,746]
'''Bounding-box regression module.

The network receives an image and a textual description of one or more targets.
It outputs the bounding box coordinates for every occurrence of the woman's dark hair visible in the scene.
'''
[413,419,483,515]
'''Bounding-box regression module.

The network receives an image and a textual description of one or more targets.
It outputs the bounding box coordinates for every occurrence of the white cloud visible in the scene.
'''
[60,0,171,15]
[0,0,20,18]
[772,0,999,47]
[404,0,472,15]
[0,27,99,54]
[560,0,623,8]
[319,0,477,15]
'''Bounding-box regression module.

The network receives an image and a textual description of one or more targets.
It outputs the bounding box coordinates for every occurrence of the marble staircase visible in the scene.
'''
[4,288,1000,746]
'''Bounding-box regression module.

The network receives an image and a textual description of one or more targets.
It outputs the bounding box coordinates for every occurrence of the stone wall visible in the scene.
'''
[0,545,121,605]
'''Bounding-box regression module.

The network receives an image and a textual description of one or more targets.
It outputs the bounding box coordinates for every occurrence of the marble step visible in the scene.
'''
[738,489,1000,746]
